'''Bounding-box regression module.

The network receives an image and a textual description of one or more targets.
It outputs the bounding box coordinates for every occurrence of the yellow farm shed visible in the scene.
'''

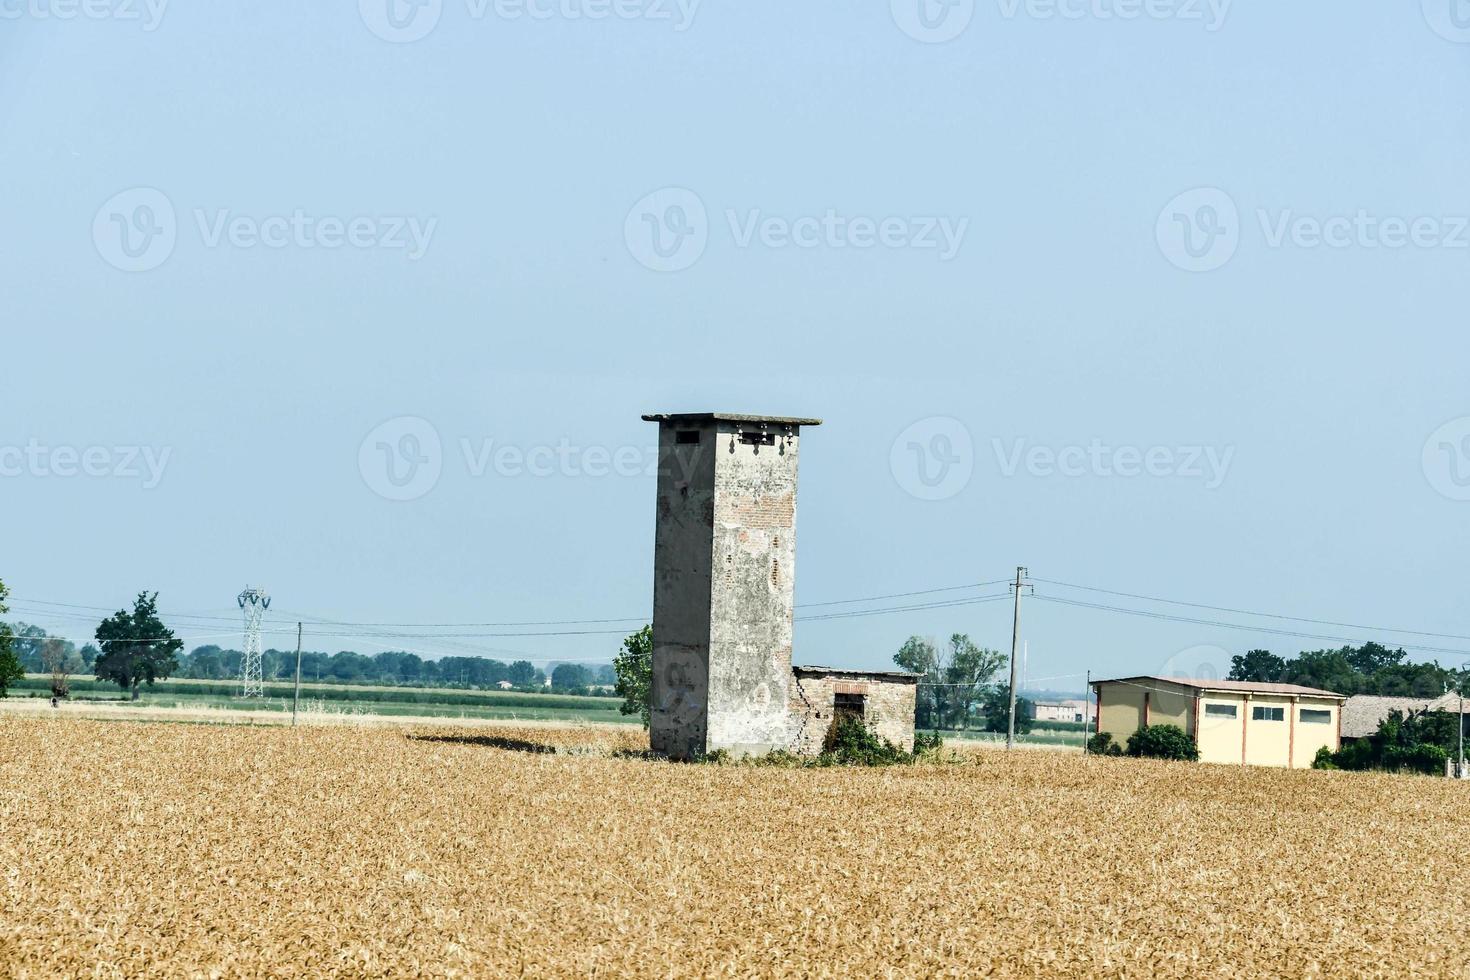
[1090,676,1346,768]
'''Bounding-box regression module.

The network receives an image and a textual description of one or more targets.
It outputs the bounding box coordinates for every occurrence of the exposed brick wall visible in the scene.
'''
[788,671,918,755]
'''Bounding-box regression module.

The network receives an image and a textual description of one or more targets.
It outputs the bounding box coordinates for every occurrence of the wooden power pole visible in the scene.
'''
[291,622,303,727]
[1006,566,1029,751]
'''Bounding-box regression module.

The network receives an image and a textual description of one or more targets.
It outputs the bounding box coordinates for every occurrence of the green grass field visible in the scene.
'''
[13,675,637,725]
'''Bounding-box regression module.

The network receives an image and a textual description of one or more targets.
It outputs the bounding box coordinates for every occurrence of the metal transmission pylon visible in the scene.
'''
[238,587,271,698]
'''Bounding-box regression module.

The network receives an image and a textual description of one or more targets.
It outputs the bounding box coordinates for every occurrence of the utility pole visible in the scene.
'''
[1006,566,1030,751]
[1459,661,1468,779]
[291,622,303,727]
[1083,669,1092,755]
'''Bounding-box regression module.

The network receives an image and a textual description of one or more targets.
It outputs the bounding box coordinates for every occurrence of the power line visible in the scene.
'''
[1033,576,1470,644]
[1034,594,1470,659]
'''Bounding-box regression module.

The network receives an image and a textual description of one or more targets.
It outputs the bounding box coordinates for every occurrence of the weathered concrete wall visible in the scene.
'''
[706,420,801,756]
[648,421,717,759]
[789,672,918,754]
[649,417,805,759]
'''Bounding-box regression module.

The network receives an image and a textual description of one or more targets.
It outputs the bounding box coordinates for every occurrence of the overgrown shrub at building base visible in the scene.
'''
[1125,724,1200,762]
[1086,731,1123,756]
[7,717,1470,976]
[1315,709,1456,775]
[701,717,944,768]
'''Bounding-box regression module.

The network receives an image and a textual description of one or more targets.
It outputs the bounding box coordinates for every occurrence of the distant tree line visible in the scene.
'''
[1229,642,1469,698]
[0,592,618,698]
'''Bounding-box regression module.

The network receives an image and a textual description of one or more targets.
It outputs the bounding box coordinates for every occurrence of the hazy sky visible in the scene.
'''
[3,2,1469,691]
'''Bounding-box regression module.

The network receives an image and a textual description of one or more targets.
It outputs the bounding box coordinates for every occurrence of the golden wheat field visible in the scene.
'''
[1,718,1466,978]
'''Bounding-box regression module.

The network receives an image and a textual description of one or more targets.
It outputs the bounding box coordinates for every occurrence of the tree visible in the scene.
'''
[551,663,591,691]
[79,644,100,669]
[40,637,78,698]
[12,623,46,672]
[0,580,24,697]
[613,625,652,727]
[980,685,1033,735]
[1228,649,1285,683]
[1347,641,1406,676]
[895,634,1003,730]
[93,592,182,700]
[1284,649,1361,696]
[507,660,541,687]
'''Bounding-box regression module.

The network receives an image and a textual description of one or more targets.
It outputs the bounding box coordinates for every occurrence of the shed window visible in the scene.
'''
[1204,703,1237,719]
[1252,706,1285,721]
[676,430,701,445]
[1299,709,1331,724]
[833,693,866,723]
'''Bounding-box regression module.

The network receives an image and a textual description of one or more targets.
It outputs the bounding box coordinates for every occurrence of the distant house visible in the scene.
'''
[1091,676,1346,768]
[496,680,514,690]
[1033,700,1089,724]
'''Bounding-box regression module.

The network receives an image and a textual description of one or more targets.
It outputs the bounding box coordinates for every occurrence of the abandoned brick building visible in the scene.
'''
[643,412,918,760]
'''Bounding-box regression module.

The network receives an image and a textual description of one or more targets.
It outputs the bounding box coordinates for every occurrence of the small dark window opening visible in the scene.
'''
[740,432,775,446]
[833,693,866,724]
[676,430,701,445]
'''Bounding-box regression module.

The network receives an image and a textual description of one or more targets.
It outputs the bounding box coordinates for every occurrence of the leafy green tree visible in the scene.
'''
[12,623,47,672]
[1347,641,1406,676]
[613,625,652,727]
[1228,649,1285,683]
[93,592,182,700]
[980,685,1033,735]
[1125,724,1199,761]
[895,634,1003,730]
[1284,649,1361,696]
[508,660,541,687]
[0,581,24,697]
[551,663,591,691]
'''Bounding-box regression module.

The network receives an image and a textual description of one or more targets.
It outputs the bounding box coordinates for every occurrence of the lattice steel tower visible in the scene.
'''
[238,587,270,697]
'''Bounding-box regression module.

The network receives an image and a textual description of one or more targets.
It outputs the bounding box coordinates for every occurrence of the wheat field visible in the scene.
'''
[1,717,1465,977]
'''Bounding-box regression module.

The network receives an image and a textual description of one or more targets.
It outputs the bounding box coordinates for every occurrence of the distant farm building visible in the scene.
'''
[1033,699,1088,724]
[1341,693,1470,742]
[644,412,918,760]
[1091,676,1346,768]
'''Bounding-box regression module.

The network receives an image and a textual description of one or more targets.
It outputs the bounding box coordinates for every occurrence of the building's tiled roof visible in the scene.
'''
[1340,695,1433,739]
[1093,675,1346,699]
[642,413,823,426]
[1423,692,1470,715]
[792,665,919,681]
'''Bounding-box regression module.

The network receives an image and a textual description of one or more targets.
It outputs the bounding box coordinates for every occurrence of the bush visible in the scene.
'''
[1086,732,1122,756]
[1125,725,1199,762]
[912,731,944,755]
[1311,746,1338,770]
[822,715,909,766]
[1384,743,1448,776]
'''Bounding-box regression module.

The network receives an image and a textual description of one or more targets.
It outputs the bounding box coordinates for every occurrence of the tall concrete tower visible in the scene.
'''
[642,412,821,759]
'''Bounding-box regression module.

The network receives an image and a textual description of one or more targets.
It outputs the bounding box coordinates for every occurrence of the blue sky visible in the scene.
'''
[3,2,1469,690]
